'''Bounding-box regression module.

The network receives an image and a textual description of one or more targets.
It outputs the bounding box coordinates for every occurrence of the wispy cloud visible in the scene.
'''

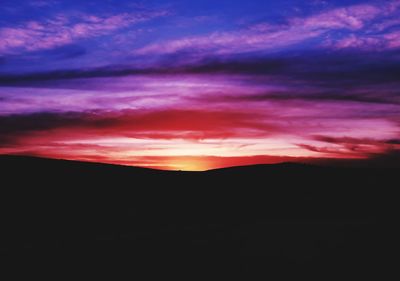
[135,1,400,57]
[0,10,168,54]
[328,29,400,50]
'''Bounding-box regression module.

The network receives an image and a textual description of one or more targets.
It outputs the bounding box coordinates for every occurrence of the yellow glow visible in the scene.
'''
[168,158,209,171]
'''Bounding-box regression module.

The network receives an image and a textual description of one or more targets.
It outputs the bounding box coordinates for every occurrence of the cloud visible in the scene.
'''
[0,10,167,54]
[1,106,398,170]
[328,30,400,50]
[134,1,400,57]
[1,49,400,133]
[0,111,82,145]
[0,109,278,145]
[314,135,386,145]
[296,143,359,157]
[1,49,400,87]
[135,28,323,56]
[296,135,400,158]
[385,31,400,48]
[329,34,385,50]
[202,88,400,106]
[299,4,380,30]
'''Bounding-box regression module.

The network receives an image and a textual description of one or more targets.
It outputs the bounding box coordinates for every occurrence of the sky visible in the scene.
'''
[1,0,400,170]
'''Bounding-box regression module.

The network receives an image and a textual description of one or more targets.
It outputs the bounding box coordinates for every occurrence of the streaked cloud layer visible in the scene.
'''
[1,0,399,170]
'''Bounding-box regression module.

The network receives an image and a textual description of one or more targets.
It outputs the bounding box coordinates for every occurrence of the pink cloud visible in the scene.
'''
[297,4,380,30]
[384,31,400,48]
[0,11,167,54]
[327,29,400,50]
[1,86,398,162]
[136,27,323,56]
[135,1,399,56]
[329,34,384,50]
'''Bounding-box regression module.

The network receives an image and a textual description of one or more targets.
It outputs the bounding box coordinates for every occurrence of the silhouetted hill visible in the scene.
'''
[0,155,391,278]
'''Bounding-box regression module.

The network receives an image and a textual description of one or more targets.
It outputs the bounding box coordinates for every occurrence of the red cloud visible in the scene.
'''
[0,108,278,145]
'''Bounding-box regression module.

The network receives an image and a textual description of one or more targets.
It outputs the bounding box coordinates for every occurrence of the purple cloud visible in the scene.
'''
[0,11,168,55]
[135,28,323,56]
[385,31,400,48]
[327,30,400,50]
[296,3,381,30]
[135,1,400,57]
[135,1,400,55]
[329,34,384,50]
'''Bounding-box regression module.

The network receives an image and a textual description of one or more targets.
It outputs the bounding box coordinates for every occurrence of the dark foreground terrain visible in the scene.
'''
[0,155,391,278]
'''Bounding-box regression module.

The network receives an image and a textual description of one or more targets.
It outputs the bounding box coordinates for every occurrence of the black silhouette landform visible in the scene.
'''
[0,155,390,278]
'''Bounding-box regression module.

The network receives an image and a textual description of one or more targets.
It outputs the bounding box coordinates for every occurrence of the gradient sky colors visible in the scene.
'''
[1,0,400,170]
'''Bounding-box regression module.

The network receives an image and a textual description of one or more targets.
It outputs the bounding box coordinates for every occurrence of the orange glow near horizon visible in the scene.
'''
[166,157,210,171]
[0,126,395,171]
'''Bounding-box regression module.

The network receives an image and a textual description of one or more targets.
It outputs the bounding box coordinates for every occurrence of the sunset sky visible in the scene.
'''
[1,0,400,170]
